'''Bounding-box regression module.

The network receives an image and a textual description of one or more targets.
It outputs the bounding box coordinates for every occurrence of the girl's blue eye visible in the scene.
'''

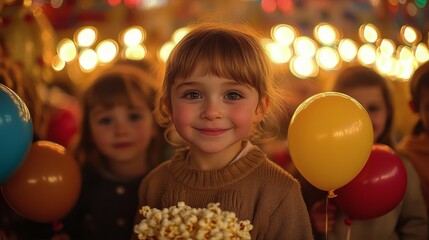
[225,91,243,100]
[184,91,201,99]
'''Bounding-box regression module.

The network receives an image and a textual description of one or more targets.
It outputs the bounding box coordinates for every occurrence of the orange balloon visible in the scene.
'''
[1,141,81,223]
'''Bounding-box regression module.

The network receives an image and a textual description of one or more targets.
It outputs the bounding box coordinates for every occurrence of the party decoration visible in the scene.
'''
[0,84,33,183]
[0,5,56,84]
[1,141,81,223]
[288,92,373,192]
[335,144,407,220]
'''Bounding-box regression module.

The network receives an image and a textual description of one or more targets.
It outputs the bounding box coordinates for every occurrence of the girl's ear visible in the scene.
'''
[254,96,270,124]
[409,100,417,113]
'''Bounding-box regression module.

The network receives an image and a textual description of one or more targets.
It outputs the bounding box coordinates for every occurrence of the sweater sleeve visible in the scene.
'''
[396,158,428,239]
[265,179,314,240]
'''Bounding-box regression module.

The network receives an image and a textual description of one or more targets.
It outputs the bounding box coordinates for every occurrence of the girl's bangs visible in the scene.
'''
[86,75,141,109]
[171,31,263,88]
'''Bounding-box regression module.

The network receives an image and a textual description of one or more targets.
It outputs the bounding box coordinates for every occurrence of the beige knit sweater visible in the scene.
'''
[132,146,314,240]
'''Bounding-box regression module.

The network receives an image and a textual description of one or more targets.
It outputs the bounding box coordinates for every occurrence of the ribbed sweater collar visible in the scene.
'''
[169,147,266,190]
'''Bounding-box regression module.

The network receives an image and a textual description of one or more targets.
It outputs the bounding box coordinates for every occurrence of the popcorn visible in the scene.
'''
[134,202,253,240]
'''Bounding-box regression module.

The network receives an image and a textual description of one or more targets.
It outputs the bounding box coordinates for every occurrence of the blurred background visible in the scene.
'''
[1,0,428,144]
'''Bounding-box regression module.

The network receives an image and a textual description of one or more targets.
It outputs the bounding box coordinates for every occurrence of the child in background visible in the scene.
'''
[132,21,313,240]
[62,59,171,240]
[398,60,429,225]
[305,65,428,240]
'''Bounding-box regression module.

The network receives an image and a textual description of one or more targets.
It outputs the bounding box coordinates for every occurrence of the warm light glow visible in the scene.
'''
[415,43,429,63]
[294,36,317,58]
[125,45,147,60]
[290,56,318,78]
[378,39,396,57]
[137,0,168,9]
[314,23,338,46]
[51,55,65,71]
[271,24,297,46]
[159,41,176,62]
[172,28,189,43]
[122,26,145,47]
[398,45,414,61]
[396,59,417,80]
[264,40,292,64]
[360,24,379,43]
[75,26,97,47]
[358,44,377,65]
[338,39,358,62]
[401,25,420,45]
[316,47,340,70]
[375,55,396,75]
[57,38,77,62]
[96,39,118,63]
[79,49,98,72]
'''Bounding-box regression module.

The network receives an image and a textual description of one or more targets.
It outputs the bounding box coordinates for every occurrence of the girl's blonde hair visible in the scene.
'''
[155,20,287,145]
[74,60,168,172]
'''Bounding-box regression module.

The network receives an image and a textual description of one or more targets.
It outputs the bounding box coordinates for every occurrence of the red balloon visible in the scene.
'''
[335,144,407,220]
[1,141,81,223]
[46,107,79,147]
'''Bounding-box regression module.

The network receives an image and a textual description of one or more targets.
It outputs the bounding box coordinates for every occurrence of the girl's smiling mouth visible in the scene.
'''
[196,128,228,136]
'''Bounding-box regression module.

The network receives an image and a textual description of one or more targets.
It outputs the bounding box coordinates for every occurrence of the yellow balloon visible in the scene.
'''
[288,92,373,192]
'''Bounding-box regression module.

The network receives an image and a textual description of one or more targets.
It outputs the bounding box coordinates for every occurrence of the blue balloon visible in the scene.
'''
[0,84,33,183]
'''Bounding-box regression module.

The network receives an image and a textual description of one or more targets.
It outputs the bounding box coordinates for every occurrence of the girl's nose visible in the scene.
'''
[114,119,130,135]
[200,100,223,120]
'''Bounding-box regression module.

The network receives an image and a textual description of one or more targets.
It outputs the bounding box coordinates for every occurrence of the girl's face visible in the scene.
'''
[170,74,266,168]
[89,98,155,164]
[418,87,429,135]
[341,86,387,142]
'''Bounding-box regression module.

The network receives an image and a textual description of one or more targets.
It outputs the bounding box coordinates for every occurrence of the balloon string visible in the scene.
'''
[325,194,329,240]
[325,190,337,240]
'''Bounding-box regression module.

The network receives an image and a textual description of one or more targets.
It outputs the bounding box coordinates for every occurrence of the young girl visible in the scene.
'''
[306,65,428,240]
[398,60,429,222]
[132,21,313,240]
[62,59,171,240]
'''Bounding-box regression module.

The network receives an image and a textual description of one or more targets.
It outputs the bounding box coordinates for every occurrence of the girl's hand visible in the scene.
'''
[310,200,337,233]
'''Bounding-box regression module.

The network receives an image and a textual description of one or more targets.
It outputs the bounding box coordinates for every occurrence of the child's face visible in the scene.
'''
[169,74,265,158]
[418,87,429,135]
[341,86,387,142]
[89,100,155,164]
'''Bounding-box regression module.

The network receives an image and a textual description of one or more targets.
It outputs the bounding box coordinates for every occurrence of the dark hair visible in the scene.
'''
[333,65,394,147]
[410,61,429,110]
[409,61,429,135]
